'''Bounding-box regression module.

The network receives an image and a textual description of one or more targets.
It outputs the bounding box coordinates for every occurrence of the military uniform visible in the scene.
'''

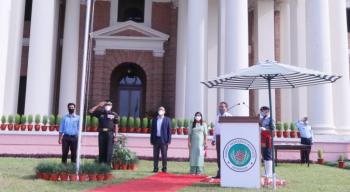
[91,109,119,164]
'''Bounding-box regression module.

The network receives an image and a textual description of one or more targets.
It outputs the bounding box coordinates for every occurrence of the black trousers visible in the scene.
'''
[153,137,168,171]
[262,147,272,161]
[98,131,114,164]
[300,137,312,163]
[215,135,221,177]
[62,135,78,164]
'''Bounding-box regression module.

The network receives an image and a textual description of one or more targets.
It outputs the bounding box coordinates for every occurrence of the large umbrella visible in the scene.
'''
[201,60,341,189]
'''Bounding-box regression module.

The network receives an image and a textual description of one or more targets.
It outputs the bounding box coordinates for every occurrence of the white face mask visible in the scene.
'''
[195,116,201,121]
[105,106,112,111]
[304,121,309,125]
[158,110,165,116]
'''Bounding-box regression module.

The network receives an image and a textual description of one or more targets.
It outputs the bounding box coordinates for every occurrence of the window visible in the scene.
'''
[117,0,145,23]
[347,9,350,32]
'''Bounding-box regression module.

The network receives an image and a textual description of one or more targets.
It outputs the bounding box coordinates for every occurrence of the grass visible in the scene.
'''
[0,157,350,192]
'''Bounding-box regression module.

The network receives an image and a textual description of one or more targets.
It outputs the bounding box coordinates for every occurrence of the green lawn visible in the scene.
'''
[0,157,349,192]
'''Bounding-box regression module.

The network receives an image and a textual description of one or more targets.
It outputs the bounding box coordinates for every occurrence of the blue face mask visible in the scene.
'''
[219,109,225,115]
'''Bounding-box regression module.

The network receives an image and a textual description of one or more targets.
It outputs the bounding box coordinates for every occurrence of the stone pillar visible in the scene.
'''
[175,0,187,119]
[329,0,350,134]
[25,0,60,116]
[58,0,81,115]
[185,0,207,118]
[223,0,249,116]
[306,0,335,134]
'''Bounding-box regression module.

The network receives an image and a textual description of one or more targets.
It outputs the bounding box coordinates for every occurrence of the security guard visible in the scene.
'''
[89,100,119,165]
[259,106,273,179]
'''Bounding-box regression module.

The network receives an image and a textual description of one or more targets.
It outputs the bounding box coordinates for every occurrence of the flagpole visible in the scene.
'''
[76,0,93,175]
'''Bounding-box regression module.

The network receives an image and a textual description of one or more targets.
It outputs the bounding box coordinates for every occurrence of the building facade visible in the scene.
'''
[1,0,350,138]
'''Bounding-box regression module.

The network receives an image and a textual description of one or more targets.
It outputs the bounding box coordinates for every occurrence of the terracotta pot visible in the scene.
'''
[209,129,214,136]
[171,128,176,135]
[121,164,128,170]
[104,173,113,180]
[317,158,324,165]
[60,173,69,181]
[55,125,59,131]
[34,124,40,131]
[129,164,138,171]
[283,131,289,138]
[112,163,120,170]
[41,125,48,131]
[88,174,97,181]
[96,174,105,181]
[290,131,296,138]
[90,127,97,132]
[42,173,50,180]
[8,124,14,131]
[135,128,142,133]
[297,132,301,138]
[50,173,59,181]
[79,174,88,182]
[339,161,346,168]
[0,124,7,130]
[129,128,135,133]
[177,128,183,135]
[36,172,43,179]
[183,128,189,135]
[120,127,127,133]
[49,125,55,131]
[14,124,20,131]
[276,131,282,138]
[27,124,33,131]
[69,174,77,182]
[20,124,27,131]
[148,128,151,133]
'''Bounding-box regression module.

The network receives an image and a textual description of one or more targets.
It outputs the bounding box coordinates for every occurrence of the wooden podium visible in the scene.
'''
[219,116,261,189]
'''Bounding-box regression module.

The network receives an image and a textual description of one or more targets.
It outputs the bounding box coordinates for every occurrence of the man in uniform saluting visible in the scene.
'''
[89,100,119,165]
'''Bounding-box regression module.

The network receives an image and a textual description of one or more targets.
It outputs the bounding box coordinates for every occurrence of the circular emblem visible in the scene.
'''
[223,138,257,172]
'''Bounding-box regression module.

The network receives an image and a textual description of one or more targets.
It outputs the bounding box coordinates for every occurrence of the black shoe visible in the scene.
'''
[212,175,220,179]
[153,168,158,173]
[162,168,167,173]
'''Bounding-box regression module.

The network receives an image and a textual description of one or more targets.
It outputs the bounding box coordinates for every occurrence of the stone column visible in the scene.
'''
[25,0,60,116]
[175,0,187,119]
[58,0,81,115]
[329,0,350,134]
[185,0,208,118]
[223,0,249,116]
[306,0,335,134]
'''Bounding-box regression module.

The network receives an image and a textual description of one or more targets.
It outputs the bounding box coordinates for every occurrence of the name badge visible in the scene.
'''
[107,114,115,119]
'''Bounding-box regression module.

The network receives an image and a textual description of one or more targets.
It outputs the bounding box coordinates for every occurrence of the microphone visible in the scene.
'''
[242,102,258,116]
[228,103,240,112]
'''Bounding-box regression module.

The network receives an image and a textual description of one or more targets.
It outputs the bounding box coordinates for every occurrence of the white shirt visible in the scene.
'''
[156,116,164,137]
[213,112,232,141]
[296,121,313,139]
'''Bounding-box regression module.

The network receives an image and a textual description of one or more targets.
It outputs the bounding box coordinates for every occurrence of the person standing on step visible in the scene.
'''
[89,100,119,165]
[150,106,172,173]
[58,103,80,164]
[211,102,232,179]
[259,106,274,179]
[188,112,208,175]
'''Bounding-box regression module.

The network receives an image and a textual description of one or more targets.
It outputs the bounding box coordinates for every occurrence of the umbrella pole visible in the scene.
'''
[267,76,276,190]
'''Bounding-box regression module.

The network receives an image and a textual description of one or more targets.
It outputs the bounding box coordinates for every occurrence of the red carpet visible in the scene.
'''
[89,173,207,192]
[201,177,286,187]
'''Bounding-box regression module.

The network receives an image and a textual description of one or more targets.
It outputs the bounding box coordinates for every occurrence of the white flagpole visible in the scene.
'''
[76,0,93,175]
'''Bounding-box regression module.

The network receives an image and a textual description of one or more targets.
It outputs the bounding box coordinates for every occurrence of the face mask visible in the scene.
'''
[105,106,112,111]
[68,109,74,114]
[304,121,308,125]
[219,109,225,115]
[195,116,201,121]
[158,110,165,116]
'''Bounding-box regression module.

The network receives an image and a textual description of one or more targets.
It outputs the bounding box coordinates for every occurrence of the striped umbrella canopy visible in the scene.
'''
[202,60,341,90]
[201,60,341,189]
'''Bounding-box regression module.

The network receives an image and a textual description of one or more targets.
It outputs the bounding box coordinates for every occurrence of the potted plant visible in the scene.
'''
[135,117,141,133]
[171,118,177,135]
[59,163,69,181]
[317,149,324,164]
[297,130,301,138]
[183,119,189,135]
[119,116,127,133]
[49,114,56,131]
[338,154,346,168]
[85,115,91,132]
[276,122,282,138]
[209,122,215,136]
[99,163,112,180]
[67,163,77,182]
[282,122,289,138]
[148,119,152,133]
[177,119,184,135]
[55,115,61,131]
[34,114,41,131]
[20,115,27,131]
[0,115,6,130]
[49,163,60,181]
[129,153,139,171]
[27,115,33,131]
[289,122,296,138]
[35,162,53,180]
[127,117,135,133]
[85,163,97,181]
[7,115,14,131]
[91,117,98,132]
[41,115,48,131]
[78,164,89,182]
[14,114,21,131]
[141,117,149,133]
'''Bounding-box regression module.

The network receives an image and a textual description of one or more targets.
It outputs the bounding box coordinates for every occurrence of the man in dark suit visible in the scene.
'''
[150,106,172,173]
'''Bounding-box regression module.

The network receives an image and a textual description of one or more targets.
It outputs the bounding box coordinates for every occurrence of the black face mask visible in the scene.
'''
[68,109,75,114]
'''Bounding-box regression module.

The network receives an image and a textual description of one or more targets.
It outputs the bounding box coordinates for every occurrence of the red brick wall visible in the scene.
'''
[274,11,281,122]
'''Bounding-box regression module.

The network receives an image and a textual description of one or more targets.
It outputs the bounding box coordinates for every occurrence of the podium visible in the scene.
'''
[219,116,261,189]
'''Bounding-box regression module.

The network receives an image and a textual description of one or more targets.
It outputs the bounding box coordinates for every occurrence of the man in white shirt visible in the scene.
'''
[295,117,313,164]
[211,102,232,179]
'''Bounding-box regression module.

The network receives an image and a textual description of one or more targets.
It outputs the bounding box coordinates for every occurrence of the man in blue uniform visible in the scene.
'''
[296,117,313,164]
[259,106,273,179]
[89,100,119,165]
